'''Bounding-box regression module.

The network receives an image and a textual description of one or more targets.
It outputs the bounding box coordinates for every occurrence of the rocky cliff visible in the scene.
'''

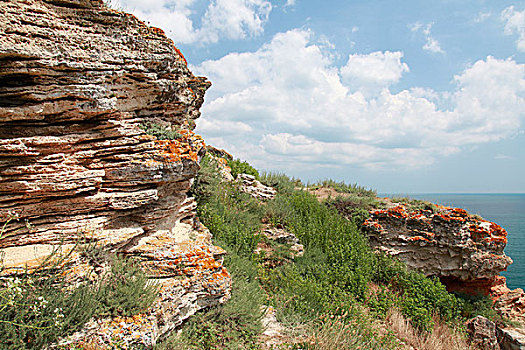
[363,202,525,348]
[363,204,512,298]
[0,0,230,347]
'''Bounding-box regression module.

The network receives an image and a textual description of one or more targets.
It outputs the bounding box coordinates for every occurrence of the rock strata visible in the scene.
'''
[0,0,230,347]
[362,205,512,297]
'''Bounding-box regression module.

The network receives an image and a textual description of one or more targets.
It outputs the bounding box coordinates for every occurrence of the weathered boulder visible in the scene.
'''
[466,316,501,350]
[496,327,525,350]
[237,174,277,200]
[260,226,304,257]
[0,0,230,347]
[363,205,512,297]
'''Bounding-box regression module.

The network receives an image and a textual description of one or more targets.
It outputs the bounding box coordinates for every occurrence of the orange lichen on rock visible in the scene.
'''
[150,26,165,36]
[434,208,468,222]
[363,217,384,232]
[489,222,508,243]
[172,44,188,66]
[408,236,431,242]
[391,205,408,218]
[468,220,508,245]
[162,36,189,66]
[363,201,513,300]
[153,129,205,164]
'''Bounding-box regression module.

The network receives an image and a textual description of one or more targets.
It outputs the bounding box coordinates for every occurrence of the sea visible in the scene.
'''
[382,193,525,290]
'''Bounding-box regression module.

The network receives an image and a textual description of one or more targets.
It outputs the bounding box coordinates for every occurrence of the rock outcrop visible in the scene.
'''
[363,205,512,297]
[466,316,501,350]
[260,226,304,257]
[0,0,230,347]
[237,174,277,200]
[363,203,525,348]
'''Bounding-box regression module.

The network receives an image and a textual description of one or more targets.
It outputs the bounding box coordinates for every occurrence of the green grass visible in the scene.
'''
[260,172,303,194]
[178,155,469,350]
[390,196,437,212]
[309,179,376,198]
[0,247,158,350]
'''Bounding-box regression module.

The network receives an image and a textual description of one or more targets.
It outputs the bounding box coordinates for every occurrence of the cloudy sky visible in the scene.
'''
[114,0,525,193]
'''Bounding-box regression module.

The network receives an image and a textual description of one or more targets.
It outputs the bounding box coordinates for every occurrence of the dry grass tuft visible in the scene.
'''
[386,309,474,350]
[294,311,398,350]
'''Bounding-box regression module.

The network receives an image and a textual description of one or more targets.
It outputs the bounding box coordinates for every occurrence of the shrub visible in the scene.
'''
[260,172,302,194]
[0,244,159,349]
[456,293,498,322]
[392,272,460,331]
[194,155,263,257]
[372,253,461,331]
[191,157,468,341]
[390,196,437,212]
[227,158,259,179]
[0,248,98,349]
[95,256,159,317]
[264,178,462,332]
[311,179,376,198]
[325,195,378,226]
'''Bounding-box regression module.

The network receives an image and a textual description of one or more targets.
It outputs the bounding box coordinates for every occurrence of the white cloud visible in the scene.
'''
[110,0,272,44]
[340,51,409,95]
[502,6,525,52]
[198,119,253,136]
[410,22,445,54]
[200,0,272,43]
[193,29,525,171]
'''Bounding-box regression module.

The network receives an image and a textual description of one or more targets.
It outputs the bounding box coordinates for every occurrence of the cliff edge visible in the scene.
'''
[363,204,512,298]
[0,0,230,347]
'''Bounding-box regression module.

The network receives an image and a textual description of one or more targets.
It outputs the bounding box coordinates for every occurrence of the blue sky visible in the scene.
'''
[114,0,525,193]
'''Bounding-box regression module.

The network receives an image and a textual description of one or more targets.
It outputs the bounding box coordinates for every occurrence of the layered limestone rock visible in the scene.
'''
[237,173,277,200]
[0,0,230,347]
[362,203,525,346]
[362,205,512,297]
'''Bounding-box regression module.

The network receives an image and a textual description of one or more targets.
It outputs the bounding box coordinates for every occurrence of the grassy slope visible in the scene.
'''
[159,155,494,349]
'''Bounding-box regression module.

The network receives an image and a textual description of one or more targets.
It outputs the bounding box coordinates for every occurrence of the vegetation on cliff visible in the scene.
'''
[0,236,159,349]
[160,154,495,349]
[1,154,499,349]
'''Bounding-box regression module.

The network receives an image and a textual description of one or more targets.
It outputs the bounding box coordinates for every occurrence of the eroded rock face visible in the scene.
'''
[0,0,230,347]
[363,205,512,296]
[496,289,525,326]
